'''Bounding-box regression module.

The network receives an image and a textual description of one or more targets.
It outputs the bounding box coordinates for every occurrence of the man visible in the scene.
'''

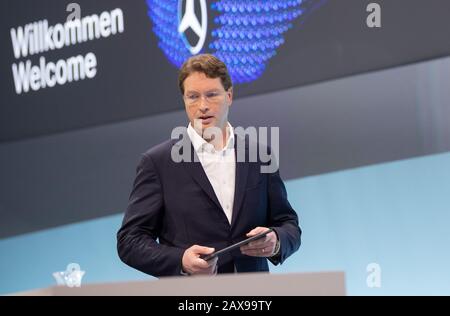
[117,54,301,276]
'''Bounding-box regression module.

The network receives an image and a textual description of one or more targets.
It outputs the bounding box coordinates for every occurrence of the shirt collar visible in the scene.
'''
[187,122,235,153]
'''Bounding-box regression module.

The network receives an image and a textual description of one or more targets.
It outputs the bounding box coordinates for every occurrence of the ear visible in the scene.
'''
[226,87,233,106]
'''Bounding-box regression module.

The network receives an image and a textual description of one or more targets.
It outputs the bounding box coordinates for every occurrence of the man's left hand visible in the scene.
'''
[240,227,278,257]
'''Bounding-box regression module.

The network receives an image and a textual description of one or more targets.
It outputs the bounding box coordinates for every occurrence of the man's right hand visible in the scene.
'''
[182,245,218,275]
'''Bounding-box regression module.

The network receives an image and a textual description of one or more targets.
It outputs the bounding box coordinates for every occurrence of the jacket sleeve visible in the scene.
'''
[117,154,185,277]
[265,154,302,266]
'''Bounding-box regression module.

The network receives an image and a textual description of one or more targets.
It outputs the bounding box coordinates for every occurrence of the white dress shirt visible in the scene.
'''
[187,122,236,224]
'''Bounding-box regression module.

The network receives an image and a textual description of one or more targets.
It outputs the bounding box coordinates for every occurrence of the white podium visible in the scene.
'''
[14,271,346,296]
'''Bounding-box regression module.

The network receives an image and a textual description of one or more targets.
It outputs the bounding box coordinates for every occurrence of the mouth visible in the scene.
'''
[198,115,214,124]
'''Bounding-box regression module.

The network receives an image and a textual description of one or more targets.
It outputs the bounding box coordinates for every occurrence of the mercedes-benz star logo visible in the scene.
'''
[178,0,207,55]
[147,0,330,83]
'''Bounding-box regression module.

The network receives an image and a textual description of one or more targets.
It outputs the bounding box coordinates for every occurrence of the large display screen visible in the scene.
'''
[1,0,450,142]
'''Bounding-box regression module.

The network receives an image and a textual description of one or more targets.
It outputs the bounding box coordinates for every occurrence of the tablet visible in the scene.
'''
[200,228,274,261]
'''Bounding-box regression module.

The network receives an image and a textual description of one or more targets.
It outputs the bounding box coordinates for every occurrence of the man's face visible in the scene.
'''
[182,72,233,133]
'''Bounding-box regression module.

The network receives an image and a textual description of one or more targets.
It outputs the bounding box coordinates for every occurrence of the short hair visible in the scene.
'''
[178,54,233,95]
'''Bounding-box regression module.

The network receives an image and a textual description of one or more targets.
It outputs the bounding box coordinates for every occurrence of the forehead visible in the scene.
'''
[183,72,223,91]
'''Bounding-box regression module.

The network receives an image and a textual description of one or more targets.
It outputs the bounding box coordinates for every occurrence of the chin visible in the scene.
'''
[202,121,216,128]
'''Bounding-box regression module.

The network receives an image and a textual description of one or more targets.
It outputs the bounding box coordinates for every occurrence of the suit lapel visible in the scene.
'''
[231,135,249,228]
[172,131,250,227]
[173,137,224,212]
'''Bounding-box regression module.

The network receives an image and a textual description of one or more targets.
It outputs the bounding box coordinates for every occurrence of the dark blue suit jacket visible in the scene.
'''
[117,132,301,276]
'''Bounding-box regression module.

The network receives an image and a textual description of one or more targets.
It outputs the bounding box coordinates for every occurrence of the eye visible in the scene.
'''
[186,94,199,101]
[206,92,220,100]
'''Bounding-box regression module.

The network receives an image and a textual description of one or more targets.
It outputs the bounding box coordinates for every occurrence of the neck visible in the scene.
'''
[210,125,228,150]
[200,123,229,151]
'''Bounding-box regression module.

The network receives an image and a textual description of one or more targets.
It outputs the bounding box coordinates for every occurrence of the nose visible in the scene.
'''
[198,97,209,113]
